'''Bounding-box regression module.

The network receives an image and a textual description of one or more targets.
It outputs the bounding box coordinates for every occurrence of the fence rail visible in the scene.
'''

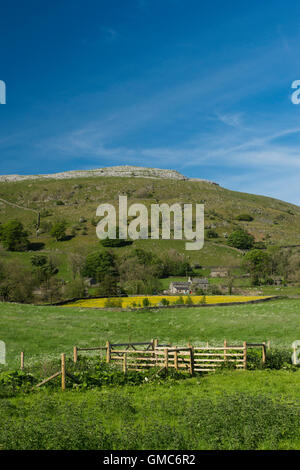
[16,339,271,391]
[106,340,248,373]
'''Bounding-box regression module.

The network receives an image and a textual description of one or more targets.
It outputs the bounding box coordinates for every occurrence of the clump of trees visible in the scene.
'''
[0,220,29,251]
[0,260,36,303]
[77,246,193,297]
[31,254,58,282]
[82,250,118,281]
[243,249,272,285]
[82,250,120,297]
[241,246,300,286]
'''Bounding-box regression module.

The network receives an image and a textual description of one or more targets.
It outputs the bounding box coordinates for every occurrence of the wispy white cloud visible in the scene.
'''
[215,112,244,128]
[22,30,300,203]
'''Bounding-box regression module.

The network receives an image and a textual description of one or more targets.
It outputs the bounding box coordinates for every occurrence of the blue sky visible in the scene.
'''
[1,1,300,204]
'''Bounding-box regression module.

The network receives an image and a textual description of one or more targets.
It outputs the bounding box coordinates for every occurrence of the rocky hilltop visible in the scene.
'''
[0,165,218,185]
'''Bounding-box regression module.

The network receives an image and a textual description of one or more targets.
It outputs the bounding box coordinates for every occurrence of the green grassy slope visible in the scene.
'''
[0,176,300,268]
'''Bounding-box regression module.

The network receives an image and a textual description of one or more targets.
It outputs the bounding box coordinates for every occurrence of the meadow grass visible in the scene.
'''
[0,298,299,450]
[1,369,299,450]
[0,298,299,367]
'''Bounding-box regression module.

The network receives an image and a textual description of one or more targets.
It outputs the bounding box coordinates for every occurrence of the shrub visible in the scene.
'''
[0,370,37,396]
[265,348,293,369]
[100,227,133,247]
[142,297,150,307]
[227,228,254,250]
[206,228,218,239]
[50,221,67,241]
[174,296,184,305]
[185,296,194,305]
[208,284,222,295]
[104,298,123,308]
[236,214,254,221]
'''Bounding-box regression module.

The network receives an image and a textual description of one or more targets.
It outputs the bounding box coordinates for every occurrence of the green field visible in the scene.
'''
[0,369,298,450]
[0,298,299,367]
[1,298,299,450]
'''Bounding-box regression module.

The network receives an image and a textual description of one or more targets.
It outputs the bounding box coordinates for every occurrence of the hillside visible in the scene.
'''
[0,166,300,278]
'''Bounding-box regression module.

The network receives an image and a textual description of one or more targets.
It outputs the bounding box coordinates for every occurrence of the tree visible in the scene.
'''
[64,278,86,299]
[96,275,120,297]
[243,249,272,285]
[0,260,36,303]
[68,252,86,279]
[0,220,29,251]
[227,228,254,250]
[161,249,193,276]
[227,274,234,295]
[82,250,118,281]
[41,277,63,304]
[50,221,67,241]
[31,254,58,283]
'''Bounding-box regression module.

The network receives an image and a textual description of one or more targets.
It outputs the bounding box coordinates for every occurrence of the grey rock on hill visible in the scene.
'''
[0,165,218,184]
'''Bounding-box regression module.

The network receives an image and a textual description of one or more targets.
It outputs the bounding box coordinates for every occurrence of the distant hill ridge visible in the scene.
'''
[0,165,218,185]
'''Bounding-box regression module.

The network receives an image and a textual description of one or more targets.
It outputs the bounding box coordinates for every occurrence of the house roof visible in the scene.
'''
[190,278,209,284]
[170,282,190,288]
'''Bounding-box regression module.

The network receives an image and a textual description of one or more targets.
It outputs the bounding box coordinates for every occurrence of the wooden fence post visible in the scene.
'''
[174,346,178,371]
[189,347,194,375]
[224,340,227,364]
[293,345,297,365]
[154,339,158,366]
[61,353,66,391]
[262,342,266,365]
[164,348,169,371]
[20,351,24,370]
[123,353,127,374]
[73,346,78,364]
[106,341,111,363]
[267,340,270,350]
[243,341,247,370]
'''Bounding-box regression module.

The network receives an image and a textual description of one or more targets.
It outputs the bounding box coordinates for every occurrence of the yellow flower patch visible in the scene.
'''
[62,295,273,309]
